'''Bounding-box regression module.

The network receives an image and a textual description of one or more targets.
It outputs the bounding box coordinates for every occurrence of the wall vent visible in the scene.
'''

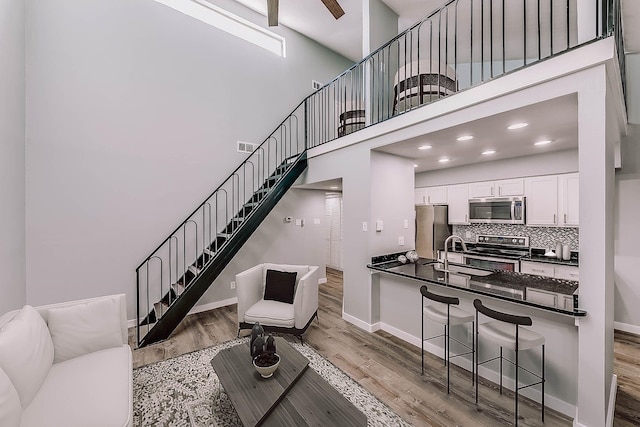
[312,80,322,91]
[237,141,257,153]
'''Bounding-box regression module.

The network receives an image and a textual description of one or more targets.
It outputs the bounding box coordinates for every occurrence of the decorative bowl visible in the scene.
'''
[252,353,280,378]
[397,255,408,264]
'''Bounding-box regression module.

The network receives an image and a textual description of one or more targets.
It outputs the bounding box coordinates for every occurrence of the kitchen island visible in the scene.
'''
[368,255,583,418]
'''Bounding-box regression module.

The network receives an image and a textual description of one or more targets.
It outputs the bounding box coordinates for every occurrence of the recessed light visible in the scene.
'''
[418,145,432,150]
[438,158,451,163]
[457,135,474,141]
[329,186,339,190]
[534,140,552,146]
[413,164,419,168]
[482,150,496,155]
[507,122,528,130]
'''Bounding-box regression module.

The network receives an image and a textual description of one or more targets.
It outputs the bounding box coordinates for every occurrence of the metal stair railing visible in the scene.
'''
[135,101,308,346]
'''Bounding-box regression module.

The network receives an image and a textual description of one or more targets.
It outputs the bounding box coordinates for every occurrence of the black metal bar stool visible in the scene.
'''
[473,299,545,426]
[420,285,475,394]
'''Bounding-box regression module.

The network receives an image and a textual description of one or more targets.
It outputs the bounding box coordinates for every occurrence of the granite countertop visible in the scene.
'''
[368,257,585,317]
[521,249,579,266]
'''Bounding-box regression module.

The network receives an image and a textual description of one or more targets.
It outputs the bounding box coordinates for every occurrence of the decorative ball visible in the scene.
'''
[405,250,419,263]
[397,255,408,264]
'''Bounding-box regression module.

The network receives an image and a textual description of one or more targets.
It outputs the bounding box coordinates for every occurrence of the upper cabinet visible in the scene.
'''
[525,173,579,227]
[558,173,579,227]
[415,186,447,205]
[525,175,558,226]
[417,172,579,227]
[447,184,469,224]
[495,179,525,197]
[468,179,524,198]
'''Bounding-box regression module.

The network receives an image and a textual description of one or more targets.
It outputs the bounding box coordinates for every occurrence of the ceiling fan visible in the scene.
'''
[266,0,345,26]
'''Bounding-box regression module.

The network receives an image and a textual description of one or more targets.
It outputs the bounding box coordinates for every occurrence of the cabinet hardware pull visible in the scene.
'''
[533,268,544,272]
[491,187,494,196]
[428,196,431,204]
[465,214,468,223]
[498,187,501,195]
[564,213,567,223]
[553,214,556,224]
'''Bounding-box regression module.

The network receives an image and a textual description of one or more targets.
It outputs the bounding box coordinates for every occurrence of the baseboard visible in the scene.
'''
[341,311,380,332]
[606,374,618,427]
[318,278,327,285]
[379,322,576,418]
[614,321,640,336]
[127,297,238,329]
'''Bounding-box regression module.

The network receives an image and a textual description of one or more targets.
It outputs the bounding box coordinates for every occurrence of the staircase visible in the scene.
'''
[136,105,309,347]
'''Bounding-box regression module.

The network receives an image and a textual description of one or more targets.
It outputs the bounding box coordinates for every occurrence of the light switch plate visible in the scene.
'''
[403,219,409,229]
[398,236,405,245]
[362,222,368,232]
[313,218,321,225]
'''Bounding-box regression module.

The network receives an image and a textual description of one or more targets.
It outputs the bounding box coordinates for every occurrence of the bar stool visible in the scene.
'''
[473,299,545,425]
[420,285,475,394]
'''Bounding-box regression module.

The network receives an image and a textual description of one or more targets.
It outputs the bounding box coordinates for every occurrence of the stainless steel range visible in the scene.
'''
[463,235,530,272]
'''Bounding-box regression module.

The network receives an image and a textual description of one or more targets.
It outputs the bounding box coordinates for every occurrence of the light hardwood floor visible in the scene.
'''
[130,268,640,426]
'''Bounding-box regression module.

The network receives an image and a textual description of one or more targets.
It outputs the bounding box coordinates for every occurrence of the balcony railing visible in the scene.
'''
[305,0,624,148]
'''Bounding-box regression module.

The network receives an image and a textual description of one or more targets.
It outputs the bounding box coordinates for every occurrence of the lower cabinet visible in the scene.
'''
[521,261,579,281]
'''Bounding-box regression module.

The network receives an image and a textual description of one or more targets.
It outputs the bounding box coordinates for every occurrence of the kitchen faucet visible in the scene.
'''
[443,235,468,271]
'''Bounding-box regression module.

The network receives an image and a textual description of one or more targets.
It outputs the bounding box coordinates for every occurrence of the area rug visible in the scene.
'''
[133,337,411,427]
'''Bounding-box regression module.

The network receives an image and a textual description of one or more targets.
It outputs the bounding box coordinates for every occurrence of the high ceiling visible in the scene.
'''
[233,0,640,61]
[230,1,632,179]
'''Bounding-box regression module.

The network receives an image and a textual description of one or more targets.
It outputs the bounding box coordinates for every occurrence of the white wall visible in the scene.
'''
[365,0,398,54]
[201,188,328,307]
[0,0,26,314]
[614,53,640,332]
[415,149,578,187]
[370,151,415,255]
[24,0,351,316]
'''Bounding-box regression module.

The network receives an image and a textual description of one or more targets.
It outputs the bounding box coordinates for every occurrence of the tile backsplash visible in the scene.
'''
[452,224,579,251]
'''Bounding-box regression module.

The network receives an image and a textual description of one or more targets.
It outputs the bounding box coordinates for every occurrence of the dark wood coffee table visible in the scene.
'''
[210,337,366,427]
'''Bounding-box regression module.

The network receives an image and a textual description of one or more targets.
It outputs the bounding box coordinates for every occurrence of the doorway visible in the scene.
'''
[325,192,343,271]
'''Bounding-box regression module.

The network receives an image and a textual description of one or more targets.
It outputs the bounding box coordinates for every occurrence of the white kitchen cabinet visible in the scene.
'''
[555,265,580,281]
[415,187,428,204]
[525,175,558,225]
[415,186,447,204]
[520,261,555,278]
[521,261,579,282]
[495,178,525,196]
[558,173,579,226]
[447,184,469,224]
[469,179,523,198]
[425,186,448,204]
[468,181,496,198]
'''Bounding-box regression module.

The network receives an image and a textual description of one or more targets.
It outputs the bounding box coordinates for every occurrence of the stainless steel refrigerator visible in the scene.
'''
[415,205,452,259]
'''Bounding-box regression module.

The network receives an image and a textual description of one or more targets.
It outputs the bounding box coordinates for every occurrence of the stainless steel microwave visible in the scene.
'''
[468,196,526,224]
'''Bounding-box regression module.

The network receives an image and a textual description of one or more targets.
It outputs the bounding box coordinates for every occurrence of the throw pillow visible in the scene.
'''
[0,305,54,407]
[0,366,21,427]
[47,297,123,363]
[263,269,297,304]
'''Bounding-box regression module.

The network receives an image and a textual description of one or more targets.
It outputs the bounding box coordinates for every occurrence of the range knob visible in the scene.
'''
[512,239,517,243]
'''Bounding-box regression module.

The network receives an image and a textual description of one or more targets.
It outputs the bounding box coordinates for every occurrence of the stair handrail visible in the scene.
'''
[135,98,308,271]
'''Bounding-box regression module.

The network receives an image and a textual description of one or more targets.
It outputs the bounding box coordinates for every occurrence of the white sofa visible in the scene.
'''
[0,294,133,427]
[236,263,320,340]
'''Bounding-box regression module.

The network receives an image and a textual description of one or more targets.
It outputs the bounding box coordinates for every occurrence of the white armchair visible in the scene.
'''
[236,263,320,340]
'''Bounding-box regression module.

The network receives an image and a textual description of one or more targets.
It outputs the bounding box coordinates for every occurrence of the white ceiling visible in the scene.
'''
[233,0,640,61]
[375,95,578,173]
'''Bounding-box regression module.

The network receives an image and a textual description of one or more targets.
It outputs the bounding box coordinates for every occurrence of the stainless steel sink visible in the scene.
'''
[426,262,494,277]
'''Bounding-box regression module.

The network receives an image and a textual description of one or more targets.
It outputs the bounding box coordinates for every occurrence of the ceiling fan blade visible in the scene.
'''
[267,0,279,26]
[321,0,345,19]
